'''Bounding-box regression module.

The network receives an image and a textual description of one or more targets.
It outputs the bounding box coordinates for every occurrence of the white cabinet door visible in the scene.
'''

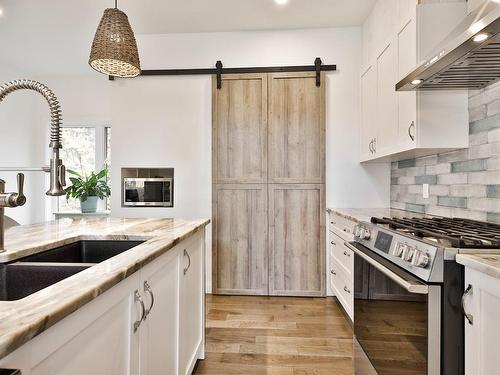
[0,273,141,375]
[360,64,377,160]
[139,250,181,375]
[179,234,204,375]
[397,18,418,149]
[376,41,397,155]
[464,269,500,375]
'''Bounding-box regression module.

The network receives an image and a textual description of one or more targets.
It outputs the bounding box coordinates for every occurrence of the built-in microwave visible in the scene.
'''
[122,177,173,207]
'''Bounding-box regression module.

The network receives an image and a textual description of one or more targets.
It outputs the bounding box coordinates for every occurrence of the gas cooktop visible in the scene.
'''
[371,216,500,249]
[352,216,500,282]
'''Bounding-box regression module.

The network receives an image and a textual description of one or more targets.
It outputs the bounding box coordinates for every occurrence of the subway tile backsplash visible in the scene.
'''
[391,82,500,223]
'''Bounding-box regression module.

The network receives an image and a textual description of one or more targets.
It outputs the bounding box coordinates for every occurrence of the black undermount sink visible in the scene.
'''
[0,263,90,301]
[0,240,145,301]
[18,240,145,264]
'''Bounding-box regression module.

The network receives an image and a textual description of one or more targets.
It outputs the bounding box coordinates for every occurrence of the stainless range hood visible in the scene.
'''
[397,2,500,91]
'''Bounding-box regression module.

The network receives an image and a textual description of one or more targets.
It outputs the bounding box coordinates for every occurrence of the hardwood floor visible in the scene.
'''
[194,295,355,375]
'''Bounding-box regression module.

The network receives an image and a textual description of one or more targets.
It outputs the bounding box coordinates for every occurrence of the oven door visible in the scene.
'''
[344,242,441,375]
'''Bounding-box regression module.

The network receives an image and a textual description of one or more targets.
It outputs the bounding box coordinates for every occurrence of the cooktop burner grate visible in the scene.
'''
[371,217,500,248]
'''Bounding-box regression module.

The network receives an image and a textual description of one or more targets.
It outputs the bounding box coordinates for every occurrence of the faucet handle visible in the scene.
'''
[58,165,66,187]
[17,173,24,197]
[14,173,26,207]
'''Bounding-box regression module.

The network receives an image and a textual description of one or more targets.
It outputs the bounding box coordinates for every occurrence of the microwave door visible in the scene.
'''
[143,181,163,202]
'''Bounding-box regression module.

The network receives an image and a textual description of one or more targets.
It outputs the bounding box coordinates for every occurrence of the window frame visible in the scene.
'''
[50,122,111,216]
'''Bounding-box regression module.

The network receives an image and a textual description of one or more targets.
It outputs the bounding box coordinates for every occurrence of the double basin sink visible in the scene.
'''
[0,240,144,302]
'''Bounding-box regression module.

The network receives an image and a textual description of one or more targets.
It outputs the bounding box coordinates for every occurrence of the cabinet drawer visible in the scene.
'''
[329,233,353,276]
[330,262,353,320]
[328,212,356,237]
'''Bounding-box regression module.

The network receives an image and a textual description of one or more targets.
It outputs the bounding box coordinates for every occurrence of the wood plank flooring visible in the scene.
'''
[194,295,355,375]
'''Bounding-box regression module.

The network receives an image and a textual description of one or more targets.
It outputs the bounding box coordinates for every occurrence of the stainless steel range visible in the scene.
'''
[345,216,500,375]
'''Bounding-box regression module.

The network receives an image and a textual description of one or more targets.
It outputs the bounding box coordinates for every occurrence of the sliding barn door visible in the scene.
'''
[212,71,325,296]
[268,72,325,296]
[212,74,269,295]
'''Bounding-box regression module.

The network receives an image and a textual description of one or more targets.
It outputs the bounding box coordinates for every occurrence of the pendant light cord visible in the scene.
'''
[114,0,117,9]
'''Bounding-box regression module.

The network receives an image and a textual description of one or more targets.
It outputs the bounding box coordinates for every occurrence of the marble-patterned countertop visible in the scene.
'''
[456,254,500,280]
[326,207,428,223]
[0,217,209,360]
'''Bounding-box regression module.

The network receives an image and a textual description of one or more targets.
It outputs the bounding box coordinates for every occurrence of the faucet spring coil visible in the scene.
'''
[0,79,63,149]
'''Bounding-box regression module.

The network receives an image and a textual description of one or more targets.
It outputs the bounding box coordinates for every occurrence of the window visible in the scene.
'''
[54,124,111,213]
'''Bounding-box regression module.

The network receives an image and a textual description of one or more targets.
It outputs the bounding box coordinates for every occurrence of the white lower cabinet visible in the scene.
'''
[327,211,355,321]
[463,267,500,375]
[179,236,205,375]
[139,249,181,375]
[0,230,205,375]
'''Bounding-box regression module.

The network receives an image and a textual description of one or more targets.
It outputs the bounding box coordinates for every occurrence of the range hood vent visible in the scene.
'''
[397,4,500,91]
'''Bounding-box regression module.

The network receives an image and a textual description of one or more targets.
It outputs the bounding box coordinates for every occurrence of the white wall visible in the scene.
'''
[0,59,47,224]
[134,28,390,210]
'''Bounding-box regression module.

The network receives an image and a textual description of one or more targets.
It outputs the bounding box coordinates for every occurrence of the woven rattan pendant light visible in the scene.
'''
[89,0,141,78]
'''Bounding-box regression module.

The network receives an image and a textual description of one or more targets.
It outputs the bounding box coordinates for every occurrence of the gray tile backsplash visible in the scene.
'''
[391,82,500,223]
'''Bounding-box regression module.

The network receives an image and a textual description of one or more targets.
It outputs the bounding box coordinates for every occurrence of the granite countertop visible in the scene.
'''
[456,254,500,280]
[0,217,210,360]
[326,207,429,223]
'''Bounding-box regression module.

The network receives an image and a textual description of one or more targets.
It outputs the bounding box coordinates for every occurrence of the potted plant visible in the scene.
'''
[64,168,111,213]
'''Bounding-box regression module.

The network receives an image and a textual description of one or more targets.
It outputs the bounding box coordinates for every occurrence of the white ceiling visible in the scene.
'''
[0,0,375,75]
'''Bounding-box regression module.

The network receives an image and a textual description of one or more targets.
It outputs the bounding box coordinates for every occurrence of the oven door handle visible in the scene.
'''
[344,242,429,295]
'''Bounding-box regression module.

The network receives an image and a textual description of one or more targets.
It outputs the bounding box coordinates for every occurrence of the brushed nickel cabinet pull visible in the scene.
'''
[134,290,146,332]
[462,284,474,325]
[143,281,155,320]
[344,286,351,294]
[183,249,191,275]
[408,121,415,141]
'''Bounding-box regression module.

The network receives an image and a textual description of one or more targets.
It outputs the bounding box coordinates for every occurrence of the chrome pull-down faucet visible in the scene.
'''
[0,79,67,252]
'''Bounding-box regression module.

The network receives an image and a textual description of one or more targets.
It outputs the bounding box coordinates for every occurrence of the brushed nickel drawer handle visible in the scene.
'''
[330,269,336,275]
[344,286,351,294]
[462,284,474,325]
[343,250,351,257]
[331,241,336,245]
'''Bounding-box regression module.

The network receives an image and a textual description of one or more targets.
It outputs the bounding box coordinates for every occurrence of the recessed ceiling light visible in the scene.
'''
[275,0,288,5]
[473,33,489,42]
[411,79,423,85]
[0,9,3,16]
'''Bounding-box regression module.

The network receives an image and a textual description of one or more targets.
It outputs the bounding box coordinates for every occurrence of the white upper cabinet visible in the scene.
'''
[376,41,398,155]
[360,65,377,160]
[360,1,469,162]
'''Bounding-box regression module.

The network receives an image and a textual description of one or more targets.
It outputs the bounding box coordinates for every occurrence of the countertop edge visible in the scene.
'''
[327,207,431,224]
[456,254,500,280]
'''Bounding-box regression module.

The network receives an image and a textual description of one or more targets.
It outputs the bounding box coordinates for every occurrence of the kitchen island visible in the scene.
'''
[0,217,209,375]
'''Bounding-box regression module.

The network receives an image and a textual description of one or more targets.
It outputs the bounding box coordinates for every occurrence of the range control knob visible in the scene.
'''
[412,250,430,268]
[393,243,405,257]
[353,225,361,238]
[402,245,415,262]
[363,228,371,240]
